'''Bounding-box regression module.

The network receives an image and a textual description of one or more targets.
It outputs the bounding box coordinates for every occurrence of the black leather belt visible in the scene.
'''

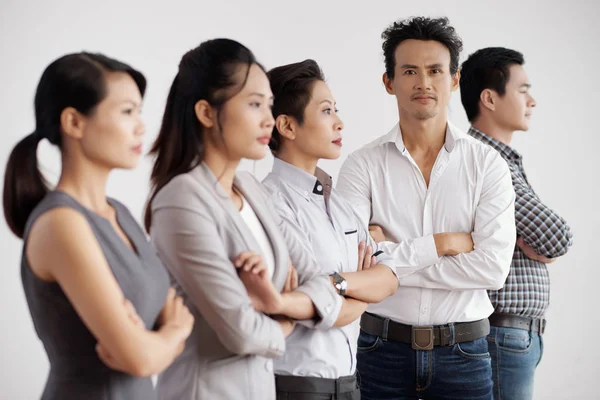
[488,312,546,335]
[275,374,358,394]
[360,312,490,350]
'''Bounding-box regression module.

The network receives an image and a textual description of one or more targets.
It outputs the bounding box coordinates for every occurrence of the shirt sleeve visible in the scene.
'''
[261,182,343,331]
[512,167,573,258]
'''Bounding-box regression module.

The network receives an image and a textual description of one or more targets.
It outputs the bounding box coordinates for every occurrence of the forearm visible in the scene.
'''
[277,291,317,320]
[398,245,513,291]
[142,324,187,375]
[99,323,184,377]
[333,297,368,327]
[341,265,398,303]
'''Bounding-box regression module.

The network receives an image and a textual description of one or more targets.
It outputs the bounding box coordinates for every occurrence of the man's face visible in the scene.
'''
[384,39,459,121]
[492,64,537,132]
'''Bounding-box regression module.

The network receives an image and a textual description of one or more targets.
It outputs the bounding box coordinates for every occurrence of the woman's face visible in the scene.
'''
[213,64,275,161]
[283,80,344,161]
[76,72,145,170]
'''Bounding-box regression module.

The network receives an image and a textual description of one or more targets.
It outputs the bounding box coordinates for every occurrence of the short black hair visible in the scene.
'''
[267,59,325,152]
[460,47,525,122]
[382,16,463,78]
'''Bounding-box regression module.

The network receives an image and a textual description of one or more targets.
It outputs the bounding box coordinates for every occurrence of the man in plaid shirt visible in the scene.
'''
[459,47,574,400]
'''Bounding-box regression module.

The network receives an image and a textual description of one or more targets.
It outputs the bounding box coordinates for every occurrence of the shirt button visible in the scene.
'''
[317,185,323,191]
[422,307,428,314]
[303,191,309,196]
[325,305,332,313]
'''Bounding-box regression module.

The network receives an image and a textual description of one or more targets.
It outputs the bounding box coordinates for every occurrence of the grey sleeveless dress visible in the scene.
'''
[21,191,170,400]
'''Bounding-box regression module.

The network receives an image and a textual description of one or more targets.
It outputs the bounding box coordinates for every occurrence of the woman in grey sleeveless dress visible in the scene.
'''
[3,53,194,400]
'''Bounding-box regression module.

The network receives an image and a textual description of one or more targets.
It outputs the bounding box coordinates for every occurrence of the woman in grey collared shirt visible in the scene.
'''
[144,40,342,400]
[263,60,400,400]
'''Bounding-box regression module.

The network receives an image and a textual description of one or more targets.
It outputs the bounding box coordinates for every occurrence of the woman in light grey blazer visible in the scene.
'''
[144,39,342,400]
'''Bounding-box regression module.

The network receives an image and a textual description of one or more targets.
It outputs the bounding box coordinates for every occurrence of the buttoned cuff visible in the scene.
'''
[295,275,343,331]
[414,234,440,267]
[265,326,286,358]
[374,252,399,279]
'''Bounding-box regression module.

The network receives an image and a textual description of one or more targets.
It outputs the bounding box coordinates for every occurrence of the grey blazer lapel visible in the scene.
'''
[234,174,288,289]
[191,164,287,289]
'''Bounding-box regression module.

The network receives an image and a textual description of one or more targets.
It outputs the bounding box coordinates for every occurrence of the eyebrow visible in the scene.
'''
[249,92,274,99]
[319,99,335,106]
[400,63,444,69]
[520,83,532,89]
[122,100,141,107]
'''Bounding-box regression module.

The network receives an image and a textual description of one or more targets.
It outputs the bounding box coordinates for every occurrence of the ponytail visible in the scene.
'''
[144,73,203,232]
[3,133,48,238]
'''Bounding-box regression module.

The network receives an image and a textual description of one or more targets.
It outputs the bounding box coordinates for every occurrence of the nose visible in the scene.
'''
[414,73,432,91]
[529,94,537,108]
[135,119,145,137]
[263,109,275,130]
[335,114,344,131]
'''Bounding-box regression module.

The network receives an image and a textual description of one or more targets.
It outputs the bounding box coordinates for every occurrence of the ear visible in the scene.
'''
[383,72,394,95]
[480,89,496,112]
[60,107,86,139]
[451,69,461,92]
[275,115,297,141]
[194,100,216,129]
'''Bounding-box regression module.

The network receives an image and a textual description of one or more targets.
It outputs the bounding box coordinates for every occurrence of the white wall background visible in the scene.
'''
[1,0,597,398]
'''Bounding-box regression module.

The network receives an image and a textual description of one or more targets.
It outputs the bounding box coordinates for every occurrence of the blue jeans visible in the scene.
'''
[356,329,493,399]
[487,326,543,400]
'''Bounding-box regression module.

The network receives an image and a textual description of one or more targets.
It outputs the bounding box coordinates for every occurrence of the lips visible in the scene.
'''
[258,136,271,145]
[332,138,343,146]
[132,144,142,154]
[412,93,436,102]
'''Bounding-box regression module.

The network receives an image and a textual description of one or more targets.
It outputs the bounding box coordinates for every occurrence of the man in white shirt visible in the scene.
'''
[336,16,516,399]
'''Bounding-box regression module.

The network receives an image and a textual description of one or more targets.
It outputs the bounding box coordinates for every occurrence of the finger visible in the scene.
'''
[291,267,298,290]
[357,241,366,271]
[123,299,143,324]
[165,287,176,304]
[283,266,293,292]
[234,251,256,267]
[174,296,184,311]
[363,245,373,269]
[371,255,376,266]
[243,255,262,272]
[251,260,267,275]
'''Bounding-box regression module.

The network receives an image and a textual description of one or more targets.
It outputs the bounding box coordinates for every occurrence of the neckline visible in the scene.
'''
[52,190,141,258]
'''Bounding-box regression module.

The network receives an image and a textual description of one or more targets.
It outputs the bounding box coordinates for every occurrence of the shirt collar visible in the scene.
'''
[467,127,522,162]
[271,158,332,200]
[385,121,467,154]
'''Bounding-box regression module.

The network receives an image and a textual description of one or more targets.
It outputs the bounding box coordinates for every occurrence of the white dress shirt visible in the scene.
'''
[336,121,516,326]
[263,158,397,378]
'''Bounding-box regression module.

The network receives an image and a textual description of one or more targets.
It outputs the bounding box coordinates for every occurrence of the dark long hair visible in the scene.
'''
[3,53,145,238]
[144,38,261,232]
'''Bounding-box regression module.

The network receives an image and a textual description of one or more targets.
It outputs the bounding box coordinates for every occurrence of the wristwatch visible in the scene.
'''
[330,272,347,296]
